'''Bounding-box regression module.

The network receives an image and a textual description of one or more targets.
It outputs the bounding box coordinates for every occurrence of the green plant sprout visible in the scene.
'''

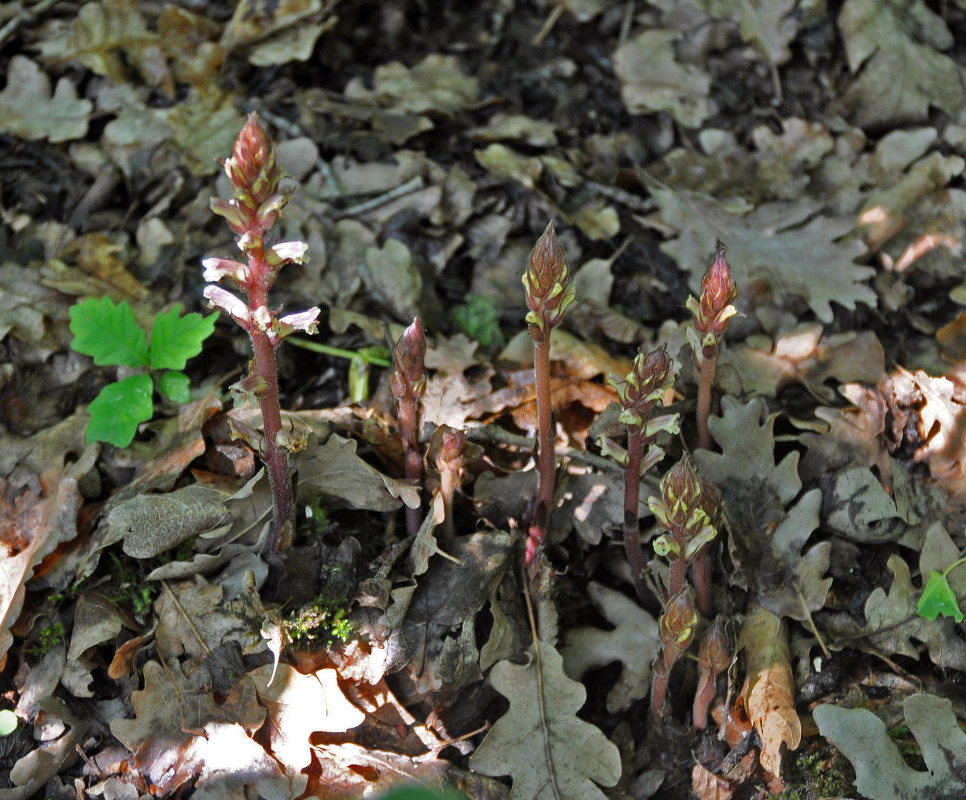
[451,292,505,350]
[69,297,216,447]
[26,619,65,656]
[287,337,390,402]
[108,552,158,619]
[917,554,966,623]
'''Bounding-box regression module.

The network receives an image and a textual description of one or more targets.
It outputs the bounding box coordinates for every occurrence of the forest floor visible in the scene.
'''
[4,1,966,799]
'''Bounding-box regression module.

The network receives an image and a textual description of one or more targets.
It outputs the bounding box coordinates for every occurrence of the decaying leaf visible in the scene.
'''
[562,582,659,713]
[613,29,713,127]
[646,176,875,323]
[696,397,831,619]
[0,56,92,142]
[814,692,966,800]
[297,433,420,511]
[104,484,233,559]
[471,642,622,800]
[836,0,966,128]
[823,553,966,671]
[738,604,801,783]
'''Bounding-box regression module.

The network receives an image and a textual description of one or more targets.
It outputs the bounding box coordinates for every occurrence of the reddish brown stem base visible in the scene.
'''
[526,337,555,563]
[696,356,715,451]
[251,324,294,552]
[398,400,423,537]
[623,433,648,601]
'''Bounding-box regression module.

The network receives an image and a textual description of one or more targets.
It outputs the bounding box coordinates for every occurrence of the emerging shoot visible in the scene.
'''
[687,241,737,451]
[392,317,427,537]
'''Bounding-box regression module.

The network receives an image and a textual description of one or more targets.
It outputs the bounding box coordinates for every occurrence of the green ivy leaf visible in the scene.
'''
[917,571,964,623]
[69,297,150,367]
[149,305,217,370]
[158,370,190,404]
[85,374,154,447]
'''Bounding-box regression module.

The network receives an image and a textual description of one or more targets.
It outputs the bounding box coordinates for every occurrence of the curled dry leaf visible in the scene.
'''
[738,604,801,785]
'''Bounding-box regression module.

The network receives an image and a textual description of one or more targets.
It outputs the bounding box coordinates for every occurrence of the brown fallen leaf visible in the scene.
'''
[692,762,734,800]
[738,603,801,789]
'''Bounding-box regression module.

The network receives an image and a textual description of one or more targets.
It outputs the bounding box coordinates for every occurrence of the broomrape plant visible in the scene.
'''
[392,317,427,537]
[606,344,679,603]
[203,113,320,552]
[522,222,576,564]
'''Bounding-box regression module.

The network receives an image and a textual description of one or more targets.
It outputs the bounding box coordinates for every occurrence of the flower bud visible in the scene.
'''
[649,457,703,530]
[437,429,467,469]
[616,344,674,430]
[659,586,698,653]
[522,222,576,342]
[392,318,427,402]
[686,242,738,364]
[698,617,731,675]
[226,113,283,208]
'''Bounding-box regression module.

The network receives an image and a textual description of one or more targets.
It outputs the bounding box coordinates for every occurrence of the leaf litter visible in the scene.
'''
[3,1,966,799]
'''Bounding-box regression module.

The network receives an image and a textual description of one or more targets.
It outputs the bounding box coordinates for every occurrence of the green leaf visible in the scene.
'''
[917,571,964,623]
[149,306,216,370]
[158,371,190,404]
[69,297,149,367]
[85,374,154,447]
[451,293,505,350]
[0,709,17,736]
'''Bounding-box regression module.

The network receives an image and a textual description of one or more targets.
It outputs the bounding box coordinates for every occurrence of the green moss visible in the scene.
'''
[26,620,65,656]
[108,551,158,619]
[768,747,856,800]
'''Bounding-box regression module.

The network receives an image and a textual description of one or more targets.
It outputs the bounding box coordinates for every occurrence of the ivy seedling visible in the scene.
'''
[917,555,966,623]
[69,296,216,447]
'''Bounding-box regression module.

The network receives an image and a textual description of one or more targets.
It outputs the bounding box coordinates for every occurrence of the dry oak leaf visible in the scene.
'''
[250,663,365,777]
[701,0,798,69]
[823,553,966,671]
[815,692,966,800]
[721,325,885,400]
[692,762,734,800]
[613,29,713,127]
[344,53,479,116]
[738,604,800,784]
[36,0,172,93]
[562,582,660,713]
[471,642,622,800]
[0,56,92,142]
[645,176,874,323]
[696,397,831,619]
[110,659,269,795]
[835,0,966,129]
